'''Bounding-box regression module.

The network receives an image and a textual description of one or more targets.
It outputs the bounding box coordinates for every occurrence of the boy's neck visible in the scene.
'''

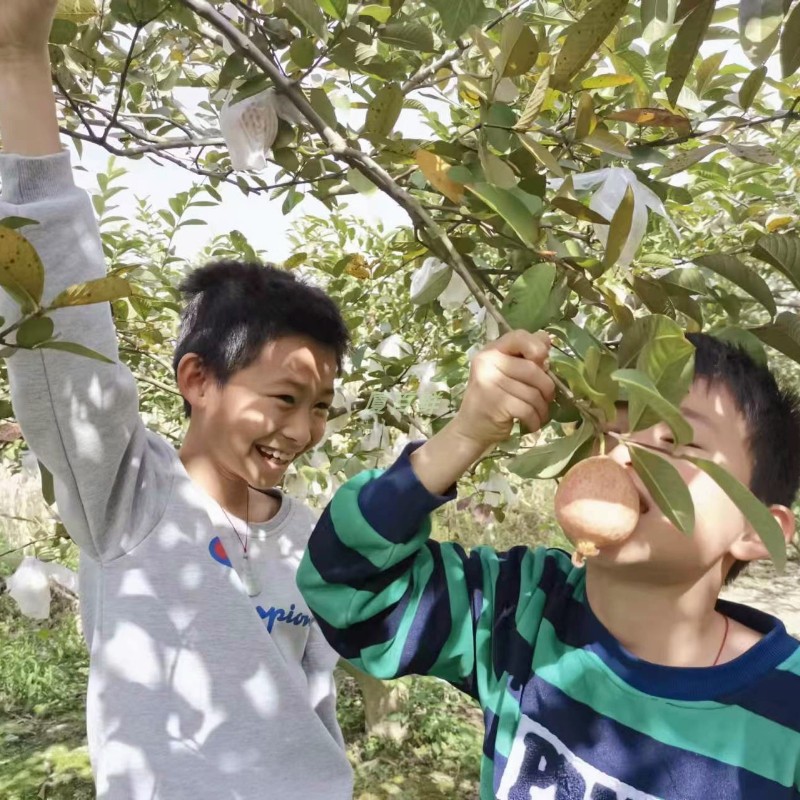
[584,565,759,668]
[179,429,280,523]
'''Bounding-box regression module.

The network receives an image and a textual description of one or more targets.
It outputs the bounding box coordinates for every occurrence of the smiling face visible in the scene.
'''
[592,379,780,584]
[182,334,337,491]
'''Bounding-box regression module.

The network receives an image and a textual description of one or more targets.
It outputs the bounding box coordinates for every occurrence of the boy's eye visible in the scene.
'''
[276,395,295,405]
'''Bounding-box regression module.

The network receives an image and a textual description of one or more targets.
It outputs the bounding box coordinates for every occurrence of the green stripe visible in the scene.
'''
[534,617,800,787]
[349,546,435,678]
[777,647,800,677]
[429,543,477,684]
[298,552,410,630]
[330,470,433,569]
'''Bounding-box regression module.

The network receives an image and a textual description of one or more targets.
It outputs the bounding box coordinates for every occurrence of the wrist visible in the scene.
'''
[0,47,50,70]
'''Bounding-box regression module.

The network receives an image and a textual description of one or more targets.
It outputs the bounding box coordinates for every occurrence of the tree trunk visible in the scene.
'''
[340,660,409,741]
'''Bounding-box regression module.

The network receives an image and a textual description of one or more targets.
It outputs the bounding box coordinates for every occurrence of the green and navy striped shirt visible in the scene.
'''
[298,445,800,799]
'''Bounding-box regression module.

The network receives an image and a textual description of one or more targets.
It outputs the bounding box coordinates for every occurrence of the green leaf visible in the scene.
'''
[50,276,132,309]
[551,197,610,224]
[551,0,630,91]
[423,0,483,39]
[479,146,517,189]
[687,456,787,570]
[635,323,695,406]
[582,128,632,158]
[36,340,114,364]
[465,182,537,246]
[711,326,768,365]
[379,22,436,51]
[509,422,595,479]
[501,263,557,332]
[317,0,347,20]
[496,17,539,78]
[612,368,694,444]
[694,254,777,316]
[657,143,722,178]
[286,0,329,41]
[665,0,715,105]
[630,446,695,535]
[752,233,800,291]
[516,66,551,129]
[695,51,725,95]
[641,0,677,42]
[16,317,55,348]
[739,65,767,110]
[39,461,56,506]
[289,38,316,69]
[739,0,783,66]
[0,226,44,308]
[753,312,800,364]
[364,83,403,138]
[581,73,636,89]
[308,87,338,128]
[727,143,778,165]
[781,0,800,77]
[0,217,39,230]
[552,353,617,421]
[603,184,635,269]
[360,4,392,23]
[517,133,564,177]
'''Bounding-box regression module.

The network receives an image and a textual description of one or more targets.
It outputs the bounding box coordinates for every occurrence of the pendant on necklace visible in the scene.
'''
[239,552,261,597]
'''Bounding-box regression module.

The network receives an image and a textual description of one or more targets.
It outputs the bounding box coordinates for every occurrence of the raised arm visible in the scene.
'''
[298,333,555,693]
[0,2,174,561]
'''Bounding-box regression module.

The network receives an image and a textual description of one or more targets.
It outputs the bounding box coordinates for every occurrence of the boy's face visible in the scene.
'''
[594,379,778,583]
[191,335,337,491]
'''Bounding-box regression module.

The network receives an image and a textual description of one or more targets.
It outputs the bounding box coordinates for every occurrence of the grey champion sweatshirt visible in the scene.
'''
[0,152,353,800]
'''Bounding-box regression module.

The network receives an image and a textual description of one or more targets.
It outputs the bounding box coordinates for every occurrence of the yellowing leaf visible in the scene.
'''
[606,107,691,134]
[551,0,630,91]
[574,93,595,140]
[657,143,722,178]
[496,17,539,78]
[364,83,403,138]
[581,74,636,89]
[345,255,371,280]
[603,184,635,268]
[415,150,465,203]
[516,66,551,130]
[766,215,793,232]
[0,226,44,309]
[54,0,98,22]
[665,0,715,106]
[50,276,132,309]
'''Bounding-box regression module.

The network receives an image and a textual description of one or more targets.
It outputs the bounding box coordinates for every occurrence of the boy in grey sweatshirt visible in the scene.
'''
[0,2,354,798]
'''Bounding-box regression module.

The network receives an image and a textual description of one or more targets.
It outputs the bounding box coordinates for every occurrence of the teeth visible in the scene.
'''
[257,446,292,464]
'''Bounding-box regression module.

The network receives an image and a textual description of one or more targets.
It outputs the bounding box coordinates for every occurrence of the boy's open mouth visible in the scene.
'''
[255,444,294,466]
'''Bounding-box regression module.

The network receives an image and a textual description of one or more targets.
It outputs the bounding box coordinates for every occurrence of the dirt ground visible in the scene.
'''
[721,560,800,638]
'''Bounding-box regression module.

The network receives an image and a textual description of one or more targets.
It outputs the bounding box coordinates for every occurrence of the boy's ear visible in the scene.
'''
[729,504,796,563]
[176,353,209,412]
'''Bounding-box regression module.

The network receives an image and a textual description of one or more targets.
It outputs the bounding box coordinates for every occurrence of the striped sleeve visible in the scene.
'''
[298,445,507,696]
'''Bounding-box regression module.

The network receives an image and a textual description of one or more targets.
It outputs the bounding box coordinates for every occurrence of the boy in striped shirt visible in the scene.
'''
[299,329,800,799]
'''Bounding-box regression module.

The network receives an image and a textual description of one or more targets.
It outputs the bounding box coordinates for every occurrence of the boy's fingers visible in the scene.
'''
[495,375,552,424]
[494,353,556,402]
[490,329,551,363]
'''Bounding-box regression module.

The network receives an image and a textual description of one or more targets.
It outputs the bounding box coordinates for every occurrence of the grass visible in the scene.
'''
[0,466,563,799]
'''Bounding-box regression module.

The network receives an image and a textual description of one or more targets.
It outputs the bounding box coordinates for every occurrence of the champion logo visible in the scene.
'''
[208,536,232,567]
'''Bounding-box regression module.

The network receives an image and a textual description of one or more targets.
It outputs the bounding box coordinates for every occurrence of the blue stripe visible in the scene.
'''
[308,505,418,592]
[719,666,800,732]
[314,581,414,660]
[358,443,455,544]
[397,542,453,676]
[519,673,790,798]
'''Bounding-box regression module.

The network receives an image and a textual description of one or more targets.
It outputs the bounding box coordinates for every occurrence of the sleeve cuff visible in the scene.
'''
[357,442,457,545]
[0,150,74,204]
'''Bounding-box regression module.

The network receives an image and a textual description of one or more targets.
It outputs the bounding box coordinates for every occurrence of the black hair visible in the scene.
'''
[687,333,800,582]
[173,260,349,416]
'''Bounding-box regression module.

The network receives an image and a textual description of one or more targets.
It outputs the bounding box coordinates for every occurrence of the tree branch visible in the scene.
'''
[643,109,800,148]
